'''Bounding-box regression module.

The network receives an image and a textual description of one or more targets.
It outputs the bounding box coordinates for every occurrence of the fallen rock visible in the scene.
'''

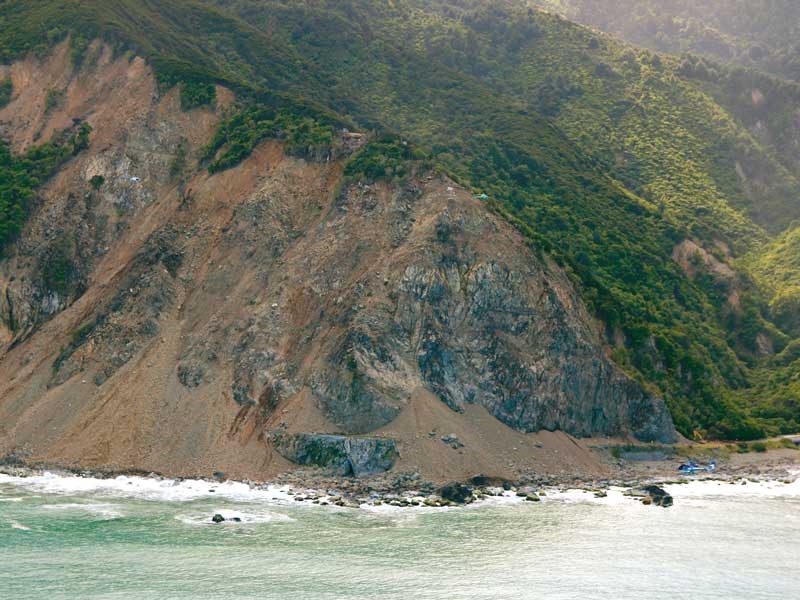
[441,434,464,449]
[470,475,512,488]
[626,485,673,507]
[438,483,474,504]
[642,485,673,507]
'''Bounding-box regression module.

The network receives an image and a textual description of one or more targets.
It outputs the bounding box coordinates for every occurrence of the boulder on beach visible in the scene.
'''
[643,485,674,507]
[438,483,474,504]
[626,485,673,507]
[470,475,513,488]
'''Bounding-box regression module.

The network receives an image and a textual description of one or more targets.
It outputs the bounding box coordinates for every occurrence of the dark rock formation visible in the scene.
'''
[270,432,399,476]
[308,200,677,443]
[438,483,474,504]
[642,485,674,507]
[470,475,513,488]
[627,484,674,507]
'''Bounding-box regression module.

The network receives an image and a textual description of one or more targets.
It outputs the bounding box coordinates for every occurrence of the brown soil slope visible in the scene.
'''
[0,44,675,483]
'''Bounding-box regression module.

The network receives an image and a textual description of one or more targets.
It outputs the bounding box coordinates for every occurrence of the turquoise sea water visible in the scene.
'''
[1,472,798,599]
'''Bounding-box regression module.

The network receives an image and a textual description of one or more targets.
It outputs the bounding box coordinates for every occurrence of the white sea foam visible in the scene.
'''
[0,472,299,504]
[535,487,636,506]
[538,477,800,506]
[1,470,797,511]
[665,476,800,499]
[40,503,124,519]
[7,520,31,531]
[175,508,296,526]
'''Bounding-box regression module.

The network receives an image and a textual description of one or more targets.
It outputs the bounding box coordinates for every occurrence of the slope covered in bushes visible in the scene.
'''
[533,0,800,81]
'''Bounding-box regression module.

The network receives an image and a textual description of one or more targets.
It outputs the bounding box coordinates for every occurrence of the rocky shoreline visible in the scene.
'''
[2,449,798,512]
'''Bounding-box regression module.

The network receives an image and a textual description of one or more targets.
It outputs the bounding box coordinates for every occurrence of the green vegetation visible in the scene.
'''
[89,175,105,190]
[44,88,63,114]
[180,81,216,111]
[729,438,796,454]
[169,139,188,180]
[40,236,76,295]
[344,136,425,183]
[0,0,797,439]
[0,124,92,253]
[0,77,12,107]
[70,122,91,155]
[533,0,800,81]
[202,105,336,172]
[747,226,800,335]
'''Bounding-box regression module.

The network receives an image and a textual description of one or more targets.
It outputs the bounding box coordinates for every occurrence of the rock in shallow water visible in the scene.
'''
[626,485,674,507]
[642,485,674,507]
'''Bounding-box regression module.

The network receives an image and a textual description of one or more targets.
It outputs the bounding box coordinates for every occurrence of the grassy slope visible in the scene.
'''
[0,0,797,438]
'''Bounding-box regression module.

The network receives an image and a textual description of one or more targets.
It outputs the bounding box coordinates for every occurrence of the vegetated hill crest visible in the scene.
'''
[532,0,800,82]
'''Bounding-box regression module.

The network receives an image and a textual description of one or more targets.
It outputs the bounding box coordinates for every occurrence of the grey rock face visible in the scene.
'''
[401,256,673,440]
[306,194,677,443]
[310,330,420,433]
[271,432,399,476]
[49,224,182,387]
[156,170,675,444]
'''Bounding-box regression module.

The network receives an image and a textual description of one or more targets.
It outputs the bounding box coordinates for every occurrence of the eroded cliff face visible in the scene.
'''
[0,44,675,482]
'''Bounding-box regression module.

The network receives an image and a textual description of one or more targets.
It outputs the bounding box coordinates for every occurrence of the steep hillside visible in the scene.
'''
[206,1,799,436]
[0,43,676,480]
[749,226,800,336]
[0,0,797,456]
[530,1,800,229]
[532,0,800,81]
[528,0,800,434]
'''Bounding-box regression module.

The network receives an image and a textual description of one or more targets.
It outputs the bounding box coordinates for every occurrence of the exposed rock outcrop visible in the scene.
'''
[271,432,398,476]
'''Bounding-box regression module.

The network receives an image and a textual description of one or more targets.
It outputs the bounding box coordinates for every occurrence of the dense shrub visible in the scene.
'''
[202,105,335,172]
[180,81,216,111]
[0,78,12,108]
[0,124,92,253]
